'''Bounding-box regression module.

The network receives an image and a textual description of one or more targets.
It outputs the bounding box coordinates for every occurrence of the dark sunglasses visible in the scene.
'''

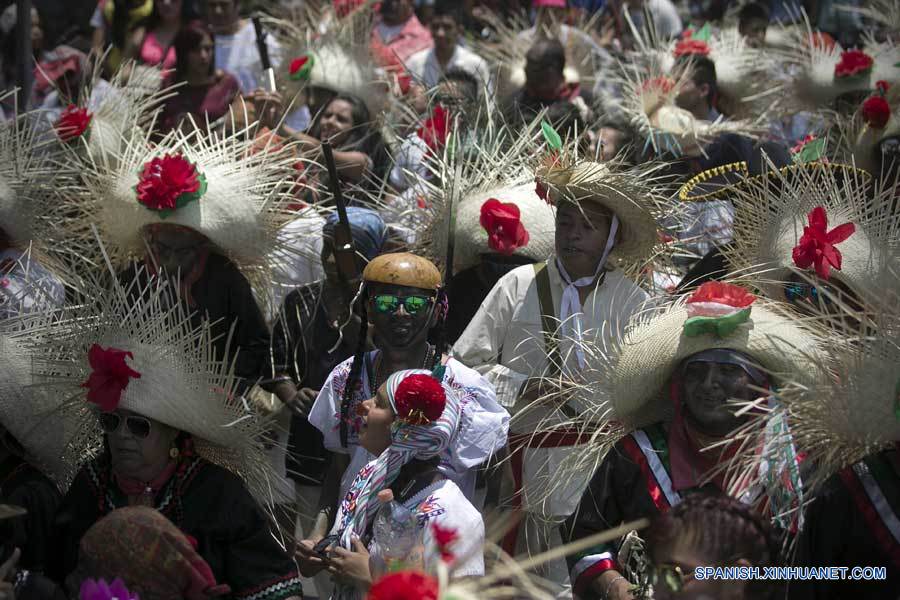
[98,412,152,439]
[372,294,433,315]
[784,282,832,305]
[649,562,695,594]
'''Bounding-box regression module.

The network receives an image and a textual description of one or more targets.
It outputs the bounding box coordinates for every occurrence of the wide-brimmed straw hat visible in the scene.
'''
[682,160,899,309]
[69,126,297,284]
[22,273,275,505]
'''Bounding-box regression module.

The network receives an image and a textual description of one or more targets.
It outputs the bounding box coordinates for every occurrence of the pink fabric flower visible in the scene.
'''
[79,578,139,600]
[56,104,92,141]
[80,344,142,412]
[791,206,856,280]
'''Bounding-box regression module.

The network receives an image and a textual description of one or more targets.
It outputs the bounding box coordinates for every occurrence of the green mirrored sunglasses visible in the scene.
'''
[372,294,433,315]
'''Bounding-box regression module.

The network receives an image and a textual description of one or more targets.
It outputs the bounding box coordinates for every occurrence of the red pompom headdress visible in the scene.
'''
[392,374,446,425]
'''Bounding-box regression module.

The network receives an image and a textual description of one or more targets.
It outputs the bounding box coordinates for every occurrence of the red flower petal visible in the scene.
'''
[394,374,446,425]
[862,95,891,129]
[289,56,308,74]
[673,39,711,57]
[417,105,451,154]
[790,206,855,280]
[480,198,530,256]
[826,222,856,245]
[81,344,141,412]
[834,49,874,78]
[136,153,202,213]
[687,281,756,308]
[56,104,92,141]
[367,571,439,600]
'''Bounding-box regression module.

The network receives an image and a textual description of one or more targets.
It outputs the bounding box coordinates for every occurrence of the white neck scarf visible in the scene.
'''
[555,215,619,370]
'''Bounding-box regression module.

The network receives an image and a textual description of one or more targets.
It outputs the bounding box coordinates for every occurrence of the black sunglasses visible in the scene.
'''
[98,412,152,439]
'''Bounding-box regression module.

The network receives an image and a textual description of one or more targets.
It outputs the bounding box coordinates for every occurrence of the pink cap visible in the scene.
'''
[533,0,567,7]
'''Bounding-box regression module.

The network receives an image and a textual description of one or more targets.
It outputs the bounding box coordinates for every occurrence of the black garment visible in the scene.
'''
[53,455,303,600]
[504,87,593,131]
[792,450,900,600]
[271,281,357,485]
[0,456,61,573]
[673,244,731,294]
[119,253,270,386]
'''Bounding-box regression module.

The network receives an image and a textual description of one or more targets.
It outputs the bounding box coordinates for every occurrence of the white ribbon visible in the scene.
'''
[556,215,619,369]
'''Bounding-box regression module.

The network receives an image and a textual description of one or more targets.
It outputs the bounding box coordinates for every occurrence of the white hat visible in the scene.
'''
[24,273,275,505]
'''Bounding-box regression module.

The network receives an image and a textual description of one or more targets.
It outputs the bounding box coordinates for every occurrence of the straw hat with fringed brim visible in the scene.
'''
[22,273,277,508]
[682,161,898,309]
[71,126,298,284]
[537,161,665,266]
[773,311,900,491]
[606,295,825,422]
[0,330,81,487]
[444,180,556,274]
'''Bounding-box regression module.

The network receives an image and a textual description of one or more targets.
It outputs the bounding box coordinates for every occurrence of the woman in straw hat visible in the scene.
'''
[451,153,668,593]
[37,275,302,600]
[298,253,507,574]
[561,281,822,600]
[301,369,484,599]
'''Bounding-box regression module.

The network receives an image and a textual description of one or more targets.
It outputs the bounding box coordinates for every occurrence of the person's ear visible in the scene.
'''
[699,83,711,102]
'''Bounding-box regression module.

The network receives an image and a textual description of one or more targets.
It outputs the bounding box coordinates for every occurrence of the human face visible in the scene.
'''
[675,78,709,118]
[319,99,355,147]
[380,0,414,26]
[30,8,43,52]
[368,283,436,350]
[186,33,214,78]
[357,385,395,456]
[320,238,365,288]
[739,20,767,49]
[680,360,753,437]
[157,0,183,23]
[555,201,616,280]
[145,225,207,276]
[651,545,744,600]
[104,409,179,482]
[597,127,626,162]
[430,15,459,55]
[525,61,564,100]
[204,0,239,34]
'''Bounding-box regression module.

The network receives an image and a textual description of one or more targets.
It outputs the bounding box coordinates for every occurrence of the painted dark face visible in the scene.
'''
[554,201,617,280]
[367,283,436,350]
[680,359,754,436]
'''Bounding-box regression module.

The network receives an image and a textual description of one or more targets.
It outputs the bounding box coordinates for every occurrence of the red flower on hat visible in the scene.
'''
[535,180,548,202]
[367,571,439,600]
[688,281,756,309]
[674,39,711,58]
[431,522,458,563]
[417,105,451,154]
[56,104,92,141]
[834,50,874,79]
[136,153,206,216]
[288,54,314,81]
[480,198,530,256]
[791,206,856,280]
[80,344,141,412]
[640,76,676,96]
[861,81,891,129]
[394,374,446,425]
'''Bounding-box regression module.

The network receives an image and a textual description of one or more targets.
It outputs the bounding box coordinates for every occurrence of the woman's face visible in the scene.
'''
[104,410,179,482]
[367,283,436,351]
[157,0,183,21]
[319,99,355,147]
[358,385,395,456]
[186,33,214,78]
[680,360,753,437]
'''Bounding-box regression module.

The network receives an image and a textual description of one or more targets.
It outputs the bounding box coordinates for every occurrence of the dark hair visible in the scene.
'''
[738,2,770,27]
[597,118,639,165]
[143,0,198,33]
[173,20,214,82]
[110,0,132,50]
[432,0,464,23]
[525,37,566,74]
[676,54,718,107]
[310,94,392,185]
[339,290,369,447]
[438,68,481,105]
[647,493,783,599]
[546,101,585,141]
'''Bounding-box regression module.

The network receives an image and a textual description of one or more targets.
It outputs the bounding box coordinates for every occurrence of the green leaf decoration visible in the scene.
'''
[792,138,825,164]
[682,307,752,338]
[541,120,562,151]
[692,22,712,42]
[894,378,900,421]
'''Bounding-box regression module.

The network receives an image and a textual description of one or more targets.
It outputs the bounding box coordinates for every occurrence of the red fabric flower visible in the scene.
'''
[288,54,314,80]
[136,153,204,215]
[431,522,458,563]
[417,105,451,154]
[791,206,856,280]
[834,50,874,79]
[394,374,446,425]
[367,571,439,600]
[674,39,711,57]
[688,281,756,309]
[535,180,548,202]
[479,198,530,255]
[862,95,891,129]
[56,104,92,141]
[80,344,142,412]
[640,76,676,95]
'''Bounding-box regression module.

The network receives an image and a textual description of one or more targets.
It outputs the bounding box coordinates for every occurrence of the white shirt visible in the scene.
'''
[629,0,683,40]
[308,354,509,500]
[404,45,494,94]
[214,20,282,93]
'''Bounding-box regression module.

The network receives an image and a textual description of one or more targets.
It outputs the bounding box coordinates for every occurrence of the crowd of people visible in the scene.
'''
[0,0,898,599]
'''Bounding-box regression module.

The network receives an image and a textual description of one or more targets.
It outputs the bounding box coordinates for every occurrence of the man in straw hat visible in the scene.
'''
[298,252,507,579]
[452,156,667,595]
[561,281,821,600]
